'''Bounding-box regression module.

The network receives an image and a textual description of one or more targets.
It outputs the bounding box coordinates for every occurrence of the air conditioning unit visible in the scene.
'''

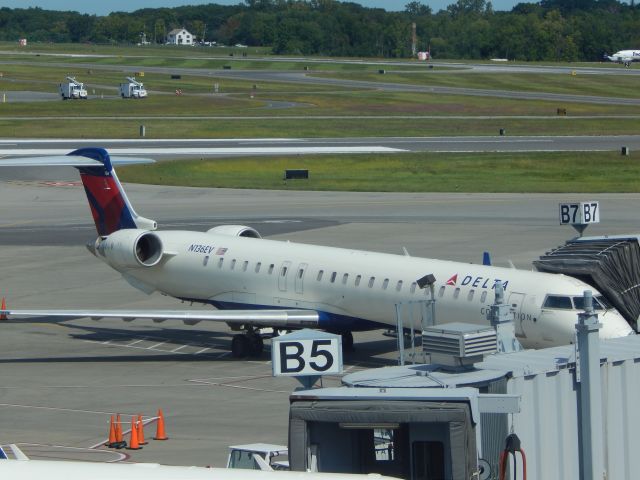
[422,322,497,367]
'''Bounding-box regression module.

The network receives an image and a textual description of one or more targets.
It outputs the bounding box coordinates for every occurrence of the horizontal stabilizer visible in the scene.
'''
[0,309,319,328]
[0,155,154,167]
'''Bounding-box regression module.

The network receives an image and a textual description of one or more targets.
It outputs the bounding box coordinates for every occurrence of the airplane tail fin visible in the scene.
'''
[0,147,156,236]
[68,148,157,236]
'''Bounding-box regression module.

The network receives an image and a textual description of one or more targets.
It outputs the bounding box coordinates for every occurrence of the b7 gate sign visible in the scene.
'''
[559,202,600,226]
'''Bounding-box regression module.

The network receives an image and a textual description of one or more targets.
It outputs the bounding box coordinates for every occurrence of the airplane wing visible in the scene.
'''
[0,309,319,328]
[0,155,154,166]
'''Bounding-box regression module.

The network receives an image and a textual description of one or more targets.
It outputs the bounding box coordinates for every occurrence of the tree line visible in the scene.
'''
[0,0,638,61]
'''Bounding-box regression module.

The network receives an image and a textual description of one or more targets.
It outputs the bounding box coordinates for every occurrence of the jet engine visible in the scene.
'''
[97,229,164,268]
[206,225,262,238]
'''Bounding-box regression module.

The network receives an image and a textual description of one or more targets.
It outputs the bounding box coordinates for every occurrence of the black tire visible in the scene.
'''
[231,334,250,358]
[341,331,354,352]
[249,335,264,357]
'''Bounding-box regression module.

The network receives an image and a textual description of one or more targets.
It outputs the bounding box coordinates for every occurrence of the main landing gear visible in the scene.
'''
[341,331,354,352]
[231,329,264,358]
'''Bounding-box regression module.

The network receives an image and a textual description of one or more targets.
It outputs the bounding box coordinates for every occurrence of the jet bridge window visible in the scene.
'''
[543,295,572,309]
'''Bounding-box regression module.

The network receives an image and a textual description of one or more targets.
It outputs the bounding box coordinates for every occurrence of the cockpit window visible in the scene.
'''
[596,295,612,309]
[543,295,572,309]
[573,296,604,311]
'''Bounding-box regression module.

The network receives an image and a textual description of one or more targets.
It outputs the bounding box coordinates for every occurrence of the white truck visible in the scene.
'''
[120,77,147,99]
[226,444,289,471]
[59,76,87,100]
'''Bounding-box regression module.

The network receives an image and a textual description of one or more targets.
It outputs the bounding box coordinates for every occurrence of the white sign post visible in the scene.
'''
[272,329,343,390]
[559,201,600,236]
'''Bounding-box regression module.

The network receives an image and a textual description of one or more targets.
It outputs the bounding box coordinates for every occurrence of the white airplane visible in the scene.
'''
[604,49,640,66]
[0,458,395,480]
[0,148,633,356]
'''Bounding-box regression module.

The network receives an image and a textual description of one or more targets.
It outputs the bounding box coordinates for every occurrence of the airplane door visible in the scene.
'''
[507,292,526,338]
[278,261,292,292]
[295,263,308,295]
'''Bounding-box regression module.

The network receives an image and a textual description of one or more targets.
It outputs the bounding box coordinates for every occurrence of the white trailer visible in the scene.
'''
[59,76,87,100]
[120,77,147,98]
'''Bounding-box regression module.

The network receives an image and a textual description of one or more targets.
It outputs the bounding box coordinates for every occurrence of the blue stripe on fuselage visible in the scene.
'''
[179,298,381,332]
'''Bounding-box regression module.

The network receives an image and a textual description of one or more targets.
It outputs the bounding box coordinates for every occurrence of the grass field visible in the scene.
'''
[312,70,640,99]
[1,43,639,193]
[0,45,638,139]
[1,117,638,139]
[118,151,640,193]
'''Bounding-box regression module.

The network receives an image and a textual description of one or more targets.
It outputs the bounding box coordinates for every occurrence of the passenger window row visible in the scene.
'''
[206,257,508,306]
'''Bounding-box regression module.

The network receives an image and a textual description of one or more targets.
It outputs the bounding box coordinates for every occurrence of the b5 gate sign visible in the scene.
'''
[272,330,343,377]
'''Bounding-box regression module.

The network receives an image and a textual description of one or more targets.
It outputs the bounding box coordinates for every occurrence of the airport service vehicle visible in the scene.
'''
[0,459,391,480]
[0,148,633,357]
[227,444,289,471]
[604,49,640,66]
[120,77,147,98]
[59,77,87,100]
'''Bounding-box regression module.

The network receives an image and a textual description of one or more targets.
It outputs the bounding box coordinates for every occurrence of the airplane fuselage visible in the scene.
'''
[605,49,640,65]
[95,229,633,349]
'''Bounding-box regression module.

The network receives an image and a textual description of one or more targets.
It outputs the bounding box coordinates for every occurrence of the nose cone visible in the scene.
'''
[599,310,634,340]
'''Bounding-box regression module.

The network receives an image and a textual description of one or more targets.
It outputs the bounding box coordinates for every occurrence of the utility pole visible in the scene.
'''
[411,22,417,57]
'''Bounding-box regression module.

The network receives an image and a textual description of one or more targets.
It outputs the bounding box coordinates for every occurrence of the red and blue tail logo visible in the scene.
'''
[68,148,138,236]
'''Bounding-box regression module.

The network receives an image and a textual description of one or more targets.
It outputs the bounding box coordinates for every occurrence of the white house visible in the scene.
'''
[166,28,194,46]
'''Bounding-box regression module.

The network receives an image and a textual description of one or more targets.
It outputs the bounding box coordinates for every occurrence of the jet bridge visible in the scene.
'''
[534,235,640,331]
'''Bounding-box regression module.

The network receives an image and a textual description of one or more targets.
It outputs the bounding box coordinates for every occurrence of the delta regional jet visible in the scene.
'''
[0,148,633,357]
[604,49,640,66]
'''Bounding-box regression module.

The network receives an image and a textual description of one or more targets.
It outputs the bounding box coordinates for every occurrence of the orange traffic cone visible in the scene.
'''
[137,414,147,445]
[0,297,7,320]
[154,409,168,440]
[106,415,117,447]
[127,418,141,450]
[115,414,123,443]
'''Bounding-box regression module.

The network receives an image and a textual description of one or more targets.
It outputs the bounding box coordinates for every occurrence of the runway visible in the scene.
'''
[0,135,638,159]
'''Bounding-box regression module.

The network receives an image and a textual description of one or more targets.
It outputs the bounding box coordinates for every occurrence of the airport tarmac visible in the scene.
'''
[1,175,640,467]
